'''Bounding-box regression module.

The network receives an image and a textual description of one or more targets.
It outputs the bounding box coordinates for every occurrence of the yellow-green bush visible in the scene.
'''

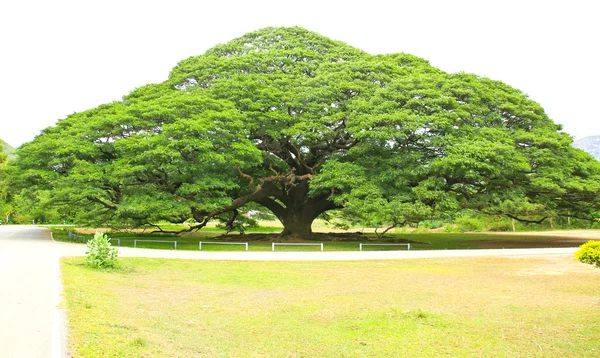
[575,240,600,268]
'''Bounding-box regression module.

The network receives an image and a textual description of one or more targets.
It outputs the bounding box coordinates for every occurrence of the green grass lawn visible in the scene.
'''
[51,227,589,251]
[61,256,600,357]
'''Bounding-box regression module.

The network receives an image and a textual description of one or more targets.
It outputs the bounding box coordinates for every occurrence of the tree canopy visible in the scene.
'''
[8,27,600,235]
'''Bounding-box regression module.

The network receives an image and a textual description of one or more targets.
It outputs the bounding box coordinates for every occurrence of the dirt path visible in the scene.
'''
[478,229,600,239]
[0,226,63,358]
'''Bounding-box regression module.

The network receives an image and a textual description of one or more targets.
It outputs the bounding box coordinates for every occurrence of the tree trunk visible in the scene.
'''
[271,198,336,238]
[252,181,339,239]
[280,214,314,237]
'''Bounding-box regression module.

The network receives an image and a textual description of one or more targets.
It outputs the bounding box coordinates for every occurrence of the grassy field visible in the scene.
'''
[61,256,600,357]
[51,227,592,251]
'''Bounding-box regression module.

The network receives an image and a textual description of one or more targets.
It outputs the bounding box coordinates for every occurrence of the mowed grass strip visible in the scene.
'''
[61,256,600,357]
[52,228,590,251]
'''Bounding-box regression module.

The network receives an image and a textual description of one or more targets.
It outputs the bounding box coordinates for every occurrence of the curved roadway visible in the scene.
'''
[0,225,580,357]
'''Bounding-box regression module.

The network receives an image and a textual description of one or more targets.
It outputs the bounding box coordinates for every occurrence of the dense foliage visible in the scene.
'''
[6,27,600,236]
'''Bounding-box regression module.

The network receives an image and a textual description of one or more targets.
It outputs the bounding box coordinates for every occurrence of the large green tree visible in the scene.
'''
[9,27,600,235]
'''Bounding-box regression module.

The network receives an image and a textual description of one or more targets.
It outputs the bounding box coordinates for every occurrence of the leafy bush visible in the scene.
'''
[421,220,445,230]
[453,217,485,232]
[485,220,514,232]
[575,240,600,268]
[86,232,119,269]
[442,224,461,233]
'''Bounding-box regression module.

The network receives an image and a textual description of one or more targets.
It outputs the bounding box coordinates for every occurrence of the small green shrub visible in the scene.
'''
[575,240,600,268]
[442,224,460,233]
[86,232,119,269]
[485,220,513,232]
[453,217,484,232]
[130,337,147,347]
[421,220,445,230]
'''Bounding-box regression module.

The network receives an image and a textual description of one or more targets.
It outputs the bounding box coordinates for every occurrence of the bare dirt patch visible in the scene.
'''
[470,230,600,249]
[516,255,600,276]
[480,229,600,239]
[465,236,589,249]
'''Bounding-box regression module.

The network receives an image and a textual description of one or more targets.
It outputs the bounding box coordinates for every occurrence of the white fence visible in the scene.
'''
[199,241,248,251]
[65,232,416,253]
[272,243,324,252]
[134,239,177,249]
[359,243,410,251]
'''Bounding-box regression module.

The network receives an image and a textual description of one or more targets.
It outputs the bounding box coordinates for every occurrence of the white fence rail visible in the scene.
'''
[359,243,410,251]
[199,241,248,251]
[134,239,177,249]
[108,238,120,246]
[272,243,324,252]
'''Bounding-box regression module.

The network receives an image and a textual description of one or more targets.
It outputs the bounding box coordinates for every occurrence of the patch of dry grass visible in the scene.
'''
[61,256,600,357]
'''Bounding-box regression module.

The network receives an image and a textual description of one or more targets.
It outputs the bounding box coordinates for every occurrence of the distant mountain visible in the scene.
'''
[573,136,600,160]
[1,139,16,161]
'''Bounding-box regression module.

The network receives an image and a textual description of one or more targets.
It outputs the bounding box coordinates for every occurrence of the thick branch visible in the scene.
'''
[253,197,287,220]
[85,195,118,210]
[237,167,255,190]
[505,214,549,224]
[225,209,239,233]
[184,183,291,233]
[374,224,397,239]
[240,166,314,190]
[286,141,318,175]
[258,137,301,171]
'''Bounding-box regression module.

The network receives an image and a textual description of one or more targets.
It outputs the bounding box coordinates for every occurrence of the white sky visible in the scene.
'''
[1,0,598,147]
